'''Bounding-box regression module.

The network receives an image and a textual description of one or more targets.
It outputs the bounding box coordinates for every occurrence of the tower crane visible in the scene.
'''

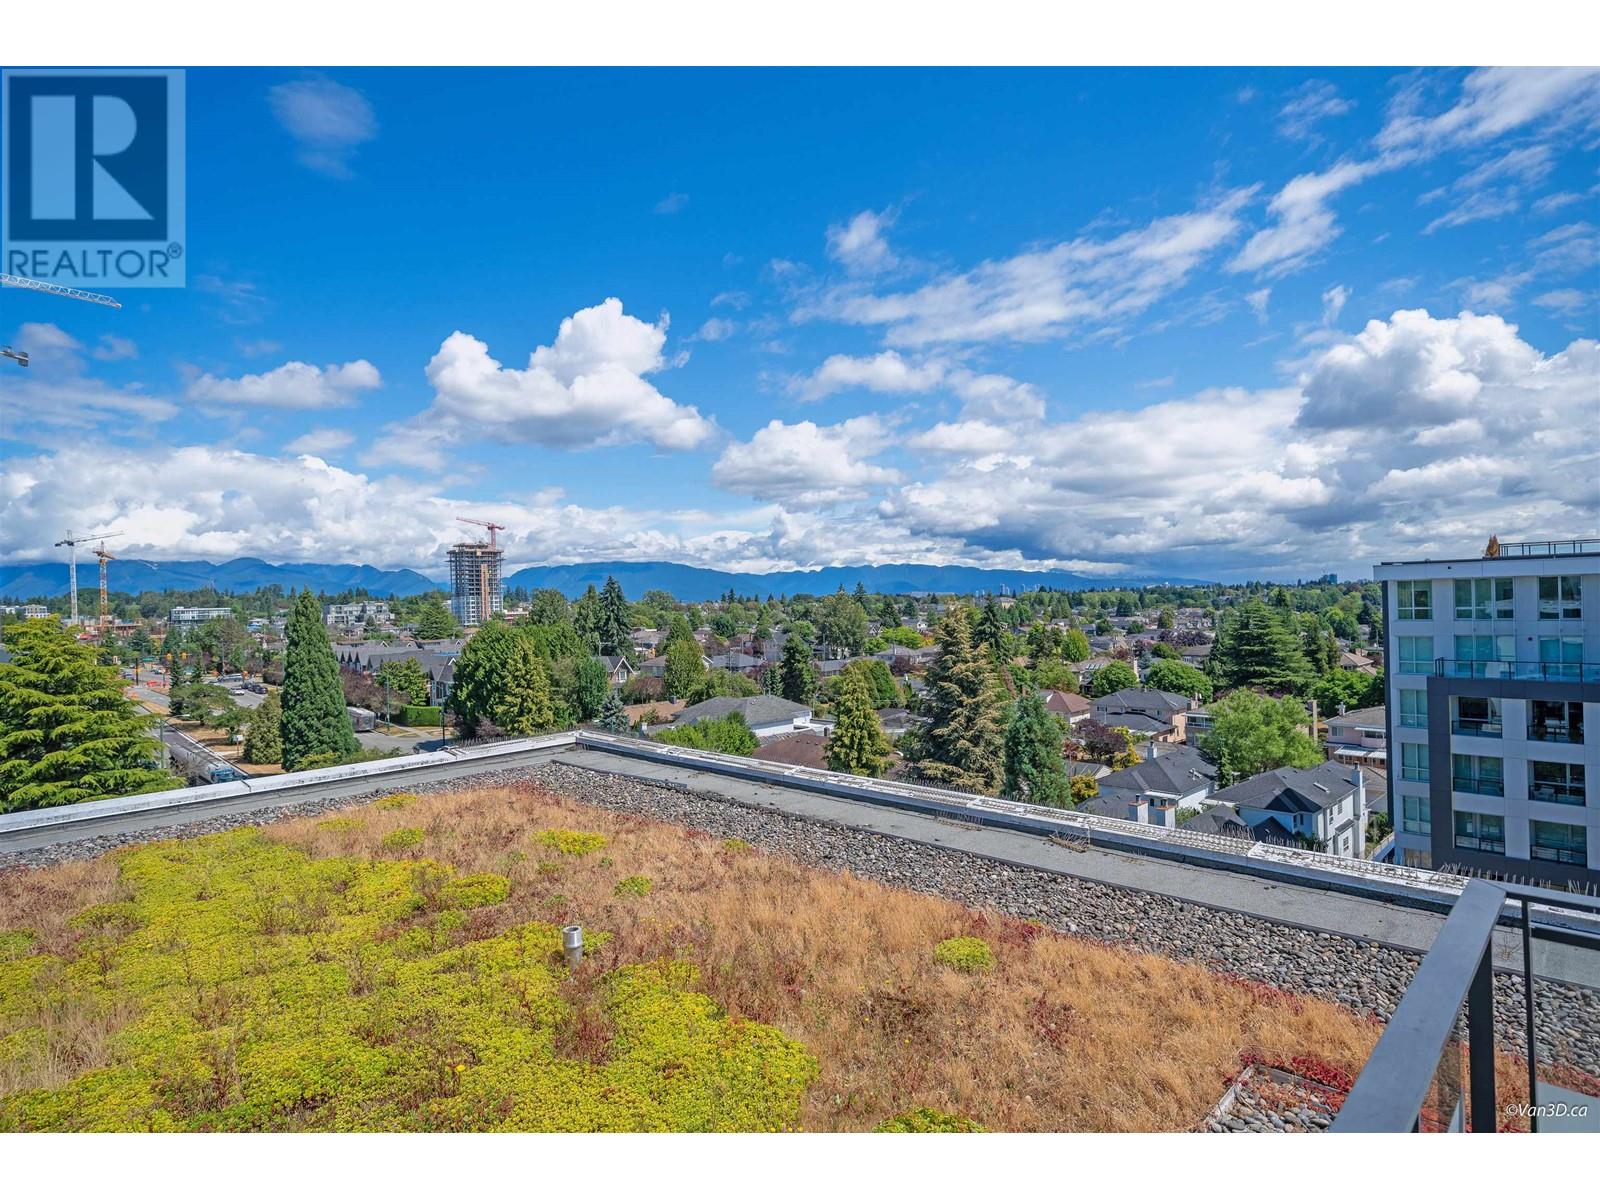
[1,273,122,309]
[455,517,508,626]
[54,530,120,625]
[1,273,122,367]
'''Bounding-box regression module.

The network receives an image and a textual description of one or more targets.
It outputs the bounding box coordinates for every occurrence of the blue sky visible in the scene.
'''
[2,66,1596,582]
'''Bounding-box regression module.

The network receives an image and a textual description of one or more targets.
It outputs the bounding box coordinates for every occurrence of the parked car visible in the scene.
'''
[243,681,268,694]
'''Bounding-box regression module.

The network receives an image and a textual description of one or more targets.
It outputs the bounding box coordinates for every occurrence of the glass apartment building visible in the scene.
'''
[1375,538,1598,888]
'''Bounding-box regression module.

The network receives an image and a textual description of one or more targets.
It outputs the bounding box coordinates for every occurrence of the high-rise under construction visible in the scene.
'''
[447,539,504,628]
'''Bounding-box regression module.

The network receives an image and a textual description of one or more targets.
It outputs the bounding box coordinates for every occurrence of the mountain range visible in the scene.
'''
[0,557,1209,603]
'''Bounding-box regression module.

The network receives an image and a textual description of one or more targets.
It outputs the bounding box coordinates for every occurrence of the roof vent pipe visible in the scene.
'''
[562,924,584,969]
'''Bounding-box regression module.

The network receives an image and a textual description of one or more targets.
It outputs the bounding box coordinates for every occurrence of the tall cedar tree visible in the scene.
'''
[448,620,520,736]
[597,576,631,656]
[826,670,893,777]
[573,585,602,652]
[906,608,1007,793]
[567,656,610,722]
[241,689,283,764]
[498,640,556,734]
[0,619,178,812]
[414,596,458,640]
[1209,598,1311,692]
[280,590,359,770]
[1002,689,1072,807]
[778,634,817,704]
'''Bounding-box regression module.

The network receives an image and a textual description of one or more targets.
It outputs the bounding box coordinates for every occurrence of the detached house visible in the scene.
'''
[1324,705,1386,769]
[1090,687,1195,743]
[1205,761,1367,859]
[1082,743,1217,827]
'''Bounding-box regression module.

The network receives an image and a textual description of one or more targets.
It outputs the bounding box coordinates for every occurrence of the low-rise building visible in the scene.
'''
[1085,743,1218,828]
[1040,689,1091,725]
[325,600,392,628]
[169,606,233,628]
[1325,705,1388,769]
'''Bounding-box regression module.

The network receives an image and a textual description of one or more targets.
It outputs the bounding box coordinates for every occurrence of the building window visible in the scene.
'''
[1402,794,1431,835]
[1399,688,1428,728]
[1454,634,1513,664]
[1398,636,1434,675]
[1403,847,1433,870]
[1454,577,1514,620]
[1401,742,1429,783]
[1452,753,1504,796]
[1396,580,1432,621]
[1538,575,1582,620]
[1451,695,1502,738]
[1454,811,1505,855]
[1529,699,1584,744]
[1530,761,1586,806]
[1529,820,1587,866]
[1537,636,1584,681]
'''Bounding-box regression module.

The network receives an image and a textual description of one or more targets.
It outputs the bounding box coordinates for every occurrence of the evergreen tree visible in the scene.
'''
[1209,598,1311,692]
[905,609,1007,793]
[596,689,629,732]
[0,619,179,812]
[761,664,782,695]
[975,598,1007,651]
[827,670,893,777]
[597,576,631,656]
[566,656,610,722]
[280,590,359,770]
[1002,689,1071,807]
[778,634,817,704]
[414,596,458,640]
[498,640,556,735]
[242,689,283,764]
[573,584,602,652]
[448,620,521,736]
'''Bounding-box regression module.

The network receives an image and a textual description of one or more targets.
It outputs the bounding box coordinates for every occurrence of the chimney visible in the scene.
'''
[1145,739,1157,761]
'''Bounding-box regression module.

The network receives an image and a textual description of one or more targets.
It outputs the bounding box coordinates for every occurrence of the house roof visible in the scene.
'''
[1327,704,1385,727]
[751,730,830,769]
[1040,689,1090,716]
[1209,760,1361,814]
[1097,744,1217,798]
[1181,804,1254,839]
[672,694,811,728]
[1093,687,1191,714]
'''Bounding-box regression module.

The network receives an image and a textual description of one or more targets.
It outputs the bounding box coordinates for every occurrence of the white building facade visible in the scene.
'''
[1374,539,1598,888]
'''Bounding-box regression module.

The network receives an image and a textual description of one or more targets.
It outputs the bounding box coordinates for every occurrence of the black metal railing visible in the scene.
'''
[1454,834,1506,855]
[1453,774,1505,797]
[1334,881,1600,1133]
[1530,782,1586,806]
[1528,722,1583,744]
[1487,538,1600,559]
[1451,718,1503,738]
[1529,844,1587,865]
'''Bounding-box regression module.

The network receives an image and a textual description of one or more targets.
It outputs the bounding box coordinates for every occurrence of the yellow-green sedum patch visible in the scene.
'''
[0,829,815,1131]
[534,829,608,857]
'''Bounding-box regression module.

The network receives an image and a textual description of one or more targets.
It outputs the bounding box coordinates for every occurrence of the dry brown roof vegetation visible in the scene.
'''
[0,781,1393,1131]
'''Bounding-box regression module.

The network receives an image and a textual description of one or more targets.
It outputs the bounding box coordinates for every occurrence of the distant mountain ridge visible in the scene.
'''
[0,558,440,601]
[0,556,1209,602]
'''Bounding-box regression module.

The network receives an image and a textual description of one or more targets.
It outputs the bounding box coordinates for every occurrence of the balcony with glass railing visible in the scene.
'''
[1451,718,1502,739]
[1453,773,1505,798]
[1435,658,1600,684]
